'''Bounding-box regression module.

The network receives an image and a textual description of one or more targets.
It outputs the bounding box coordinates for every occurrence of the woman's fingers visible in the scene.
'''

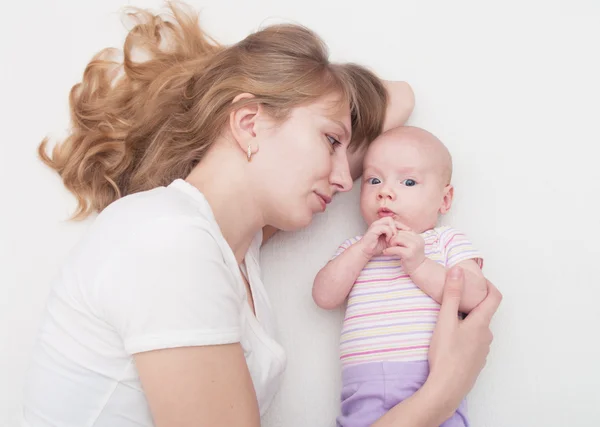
[425,268,500,411]
[437,266,465,328]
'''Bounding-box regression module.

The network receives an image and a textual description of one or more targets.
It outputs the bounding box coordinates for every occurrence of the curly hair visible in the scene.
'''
[39,1,387,219]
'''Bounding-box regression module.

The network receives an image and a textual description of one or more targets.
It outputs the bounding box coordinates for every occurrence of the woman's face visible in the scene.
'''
[254,93,354,231]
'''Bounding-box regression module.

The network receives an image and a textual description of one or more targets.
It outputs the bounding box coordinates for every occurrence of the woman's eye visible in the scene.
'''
[326,135,341,149]
[401,179,417,187]
[368,177,381,185]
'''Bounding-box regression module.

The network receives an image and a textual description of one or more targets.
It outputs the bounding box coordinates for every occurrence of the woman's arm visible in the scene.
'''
[372,267,502,427]
[382,80,415,131]
[134,343,260,427]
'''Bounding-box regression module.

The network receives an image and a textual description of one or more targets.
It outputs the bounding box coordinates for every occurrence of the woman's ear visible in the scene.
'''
[439,185,454,214]
[229,93,260,158]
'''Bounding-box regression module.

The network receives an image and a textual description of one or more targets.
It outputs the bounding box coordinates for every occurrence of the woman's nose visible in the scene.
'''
[329,155,353,194]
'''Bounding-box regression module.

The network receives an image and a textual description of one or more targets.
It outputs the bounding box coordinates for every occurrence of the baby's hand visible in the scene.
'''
[383,229,426,274]
[358,218,407,259]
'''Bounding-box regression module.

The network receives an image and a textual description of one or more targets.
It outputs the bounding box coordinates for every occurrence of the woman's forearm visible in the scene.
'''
[371,378,455,427]
[372,268,502,427]
[382,80,415,132]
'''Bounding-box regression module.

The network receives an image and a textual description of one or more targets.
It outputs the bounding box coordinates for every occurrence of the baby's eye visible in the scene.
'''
[368,177,381,185]
[401,179,417,187]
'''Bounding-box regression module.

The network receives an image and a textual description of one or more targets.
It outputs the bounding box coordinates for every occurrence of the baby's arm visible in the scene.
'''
[313,217,401,310]
[408,259,487,313]
[312,242,371,310]
[384,227,487,313]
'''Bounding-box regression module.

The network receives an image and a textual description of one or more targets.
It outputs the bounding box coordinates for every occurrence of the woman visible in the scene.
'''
[23,3,501,427]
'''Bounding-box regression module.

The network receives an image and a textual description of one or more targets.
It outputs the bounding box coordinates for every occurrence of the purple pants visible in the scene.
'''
[337,361,468,427]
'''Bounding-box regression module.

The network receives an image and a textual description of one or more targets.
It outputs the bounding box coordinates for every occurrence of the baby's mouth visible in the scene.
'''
[377,207,395,218]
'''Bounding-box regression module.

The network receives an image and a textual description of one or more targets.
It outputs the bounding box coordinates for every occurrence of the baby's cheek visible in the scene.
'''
[359,190,371,207]
[359,196,376,223]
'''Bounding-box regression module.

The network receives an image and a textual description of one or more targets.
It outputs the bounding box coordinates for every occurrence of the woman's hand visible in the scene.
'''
[372,266,501,427]
[427,266,503,418]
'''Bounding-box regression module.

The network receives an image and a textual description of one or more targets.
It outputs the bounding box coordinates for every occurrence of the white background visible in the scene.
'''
[1,0,600,426]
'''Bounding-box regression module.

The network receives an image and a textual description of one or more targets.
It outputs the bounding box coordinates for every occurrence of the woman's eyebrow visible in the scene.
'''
[331,119,350,140]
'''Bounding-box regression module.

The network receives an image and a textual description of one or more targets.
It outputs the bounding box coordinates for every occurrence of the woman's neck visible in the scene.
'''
[186,144,264,264]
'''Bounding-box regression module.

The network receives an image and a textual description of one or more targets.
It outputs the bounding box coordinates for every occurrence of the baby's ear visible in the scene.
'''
[439,185,454,214]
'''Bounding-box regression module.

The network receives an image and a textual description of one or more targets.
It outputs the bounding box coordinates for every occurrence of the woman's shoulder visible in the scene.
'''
[104,179,206,216]
[73,180,223,276]
[91,180,215,238]
[84,183,245,311]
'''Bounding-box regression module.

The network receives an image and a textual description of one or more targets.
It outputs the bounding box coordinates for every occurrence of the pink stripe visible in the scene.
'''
[443,232,464,249]
[345,307,439,321]
[342,338,431,351]
[341,345,429,359]
[355,274,409,284]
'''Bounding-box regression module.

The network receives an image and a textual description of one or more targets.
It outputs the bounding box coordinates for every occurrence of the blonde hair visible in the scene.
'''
[39,1,387,219]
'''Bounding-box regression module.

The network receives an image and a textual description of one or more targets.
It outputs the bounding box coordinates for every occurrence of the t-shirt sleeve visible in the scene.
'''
[331,236,362,260]
[439,227,484,269]
[97,218,244,355]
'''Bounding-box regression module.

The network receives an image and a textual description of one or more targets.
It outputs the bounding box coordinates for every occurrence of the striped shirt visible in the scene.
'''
[335,226,483,368]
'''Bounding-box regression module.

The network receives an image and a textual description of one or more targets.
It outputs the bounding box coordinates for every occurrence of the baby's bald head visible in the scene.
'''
[365,126,453,185]
[361,126,455,232]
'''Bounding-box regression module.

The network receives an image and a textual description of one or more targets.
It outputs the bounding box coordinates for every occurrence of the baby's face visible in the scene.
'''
[360,132,452,233]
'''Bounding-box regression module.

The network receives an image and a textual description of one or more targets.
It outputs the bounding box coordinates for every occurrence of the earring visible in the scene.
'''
[247,144,252,162]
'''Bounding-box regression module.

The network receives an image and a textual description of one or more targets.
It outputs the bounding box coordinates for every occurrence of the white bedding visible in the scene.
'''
[261,183,367,427]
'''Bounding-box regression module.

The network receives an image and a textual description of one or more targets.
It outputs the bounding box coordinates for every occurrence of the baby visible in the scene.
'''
[313,126,488,427]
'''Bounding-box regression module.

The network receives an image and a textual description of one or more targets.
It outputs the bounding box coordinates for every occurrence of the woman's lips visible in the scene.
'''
[314,192,331,211]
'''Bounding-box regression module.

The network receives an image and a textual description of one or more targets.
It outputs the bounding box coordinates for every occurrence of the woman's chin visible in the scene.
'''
[279,209,314,231]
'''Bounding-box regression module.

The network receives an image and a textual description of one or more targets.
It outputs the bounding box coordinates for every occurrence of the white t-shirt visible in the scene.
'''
[22,179,286,427]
